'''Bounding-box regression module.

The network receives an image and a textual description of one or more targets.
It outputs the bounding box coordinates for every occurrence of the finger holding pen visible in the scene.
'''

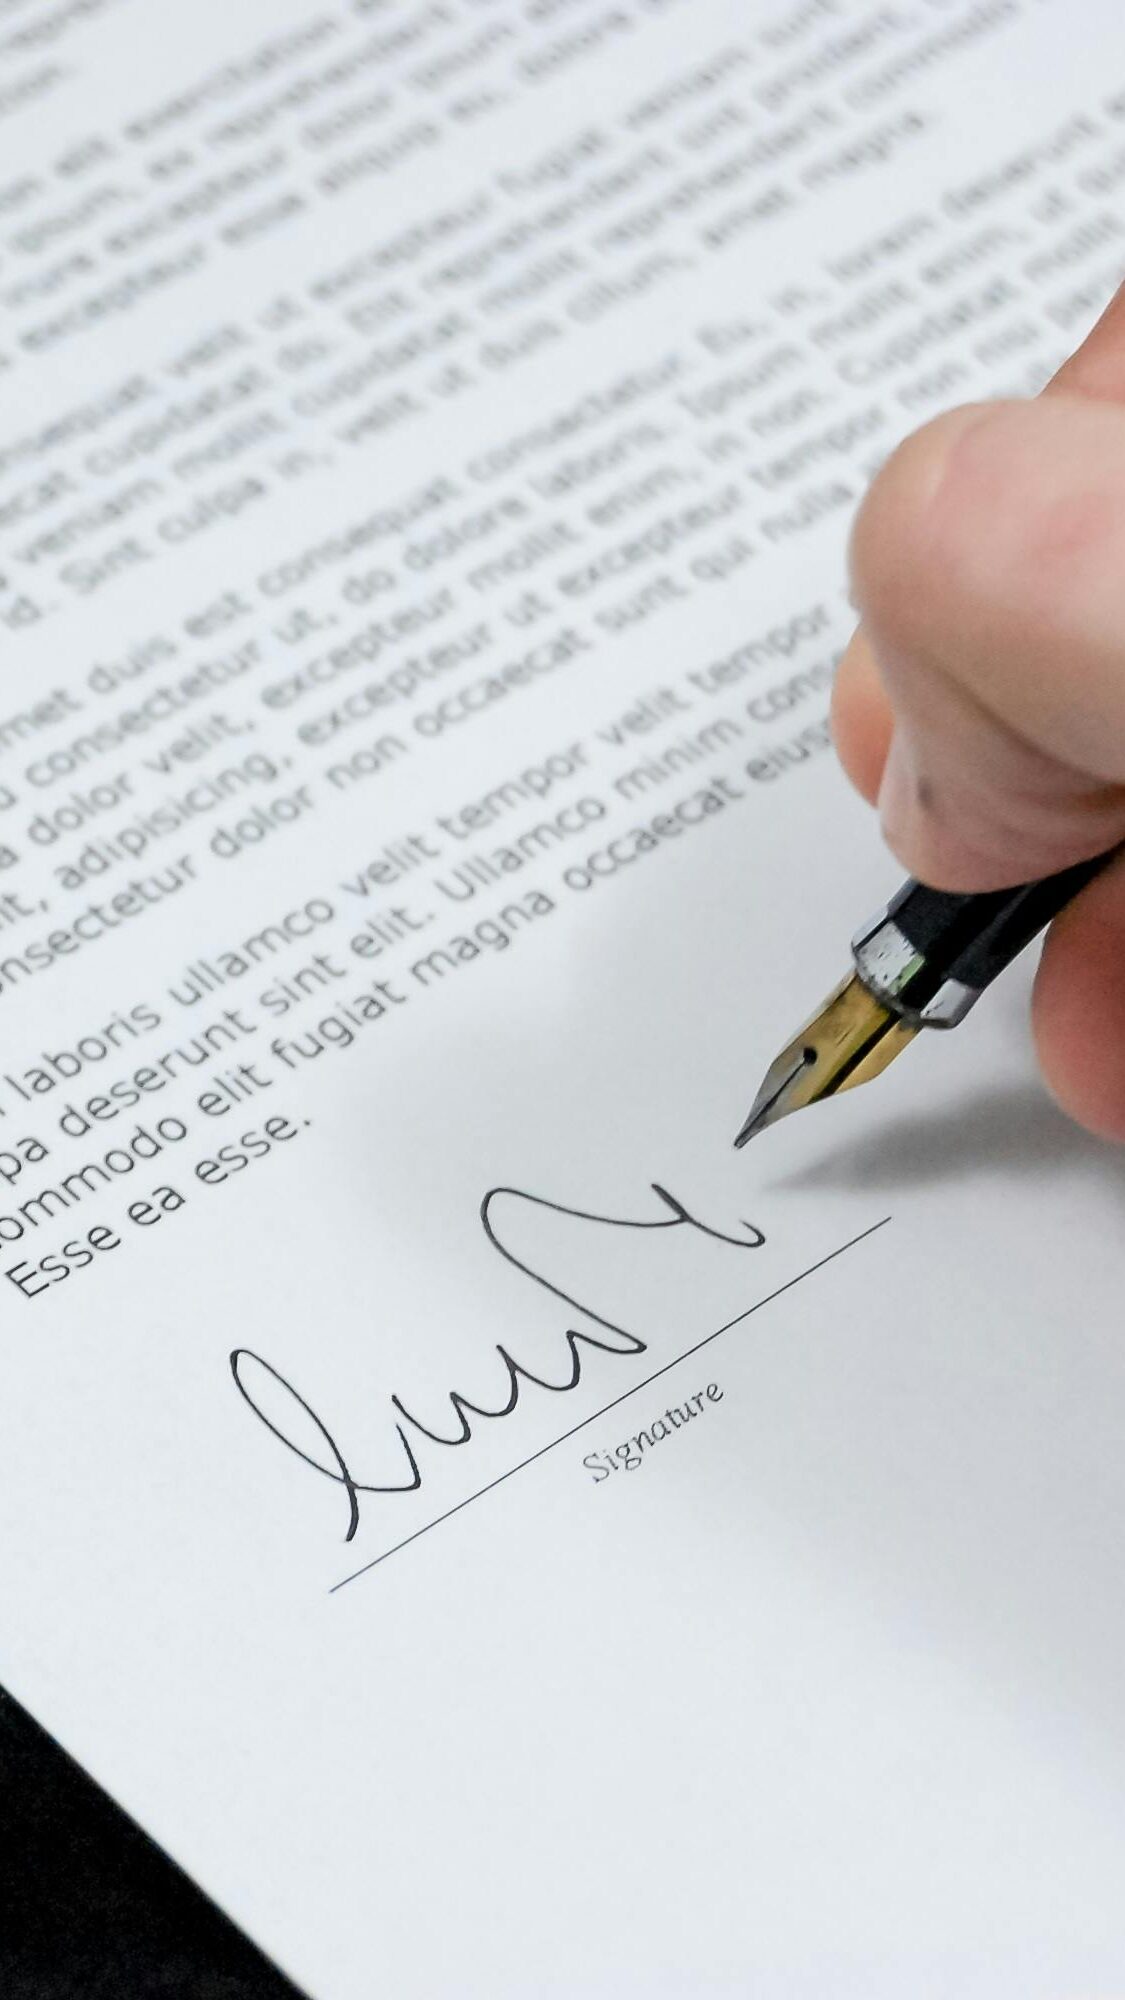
[832,281,1125,1139]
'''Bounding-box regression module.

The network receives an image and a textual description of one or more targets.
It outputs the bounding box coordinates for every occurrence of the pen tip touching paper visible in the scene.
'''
[733,1053,815,1148]
[733,975,918,1150]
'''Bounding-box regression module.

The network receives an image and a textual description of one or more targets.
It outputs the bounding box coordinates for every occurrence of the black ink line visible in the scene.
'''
[329,1216,891,1594]
[236,1183,769,1542]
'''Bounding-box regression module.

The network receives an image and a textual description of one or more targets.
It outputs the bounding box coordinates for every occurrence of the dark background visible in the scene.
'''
[0,1687,306,1998]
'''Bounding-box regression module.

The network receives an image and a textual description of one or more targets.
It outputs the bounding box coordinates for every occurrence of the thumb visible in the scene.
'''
[849,392,1125,891]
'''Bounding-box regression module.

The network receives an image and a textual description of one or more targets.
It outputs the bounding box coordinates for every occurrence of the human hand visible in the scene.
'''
[833,282,1125,1138]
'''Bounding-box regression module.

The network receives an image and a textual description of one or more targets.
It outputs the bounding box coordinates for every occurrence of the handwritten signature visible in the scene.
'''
[231,1184,766,1542]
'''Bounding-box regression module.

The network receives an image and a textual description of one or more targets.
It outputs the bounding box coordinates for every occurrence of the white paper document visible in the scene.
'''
[3,1,1125,1993]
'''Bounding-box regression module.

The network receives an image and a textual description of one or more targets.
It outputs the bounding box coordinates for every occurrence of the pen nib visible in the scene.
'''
[734,974,917,1148]
[734,1052,816,1150]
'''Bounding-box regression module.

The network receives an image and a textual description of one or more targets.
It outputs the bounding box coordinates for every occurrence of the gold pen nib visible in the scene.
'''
[733,973,917,1148]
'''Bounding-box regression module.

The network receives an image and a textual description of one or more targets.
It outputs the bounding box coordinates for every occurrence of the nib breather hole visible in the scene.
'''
[801,1047,818,1067]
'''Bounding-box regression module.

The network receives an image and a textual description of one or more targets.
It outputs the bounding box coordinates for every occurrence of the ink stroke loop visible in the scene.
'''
[230,1182,768,1543]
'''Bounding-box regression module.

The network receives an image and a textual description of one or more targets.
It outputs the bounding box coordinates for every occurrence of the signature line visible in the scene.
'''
[330,1216,891,1594]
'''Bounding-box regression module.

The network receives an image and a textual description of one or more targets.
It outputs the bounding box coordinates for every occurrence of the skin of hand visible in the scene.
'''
[832,281,1125,1140]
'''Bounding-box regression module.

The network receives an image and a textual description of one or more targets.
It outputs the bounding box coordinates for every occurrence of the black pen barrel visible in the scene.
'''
[851,852,1114,1027]
[886,858,1111,990]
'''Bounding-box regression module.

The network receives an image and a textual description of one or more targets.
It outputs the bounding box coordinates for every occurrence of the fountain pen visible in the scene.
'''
[734,854,1112,1148]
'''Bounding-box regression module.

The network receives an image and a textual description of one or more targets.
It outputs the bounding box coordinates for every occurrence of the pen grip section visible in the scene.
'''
[887,853,1113,993]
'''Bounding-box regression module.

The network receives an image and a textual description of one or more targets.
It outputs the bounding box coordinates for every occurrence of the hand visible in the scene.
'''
[833,283,1125,1139]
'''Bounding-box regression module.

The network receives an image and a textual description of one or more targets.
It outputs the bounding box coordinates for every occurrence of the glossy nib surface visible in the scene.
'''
[734,974,917,1149]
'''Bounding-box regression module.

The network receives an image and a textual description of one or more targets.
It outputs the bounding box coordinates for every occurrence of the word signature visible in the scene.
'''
[231,1184,766,1541]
